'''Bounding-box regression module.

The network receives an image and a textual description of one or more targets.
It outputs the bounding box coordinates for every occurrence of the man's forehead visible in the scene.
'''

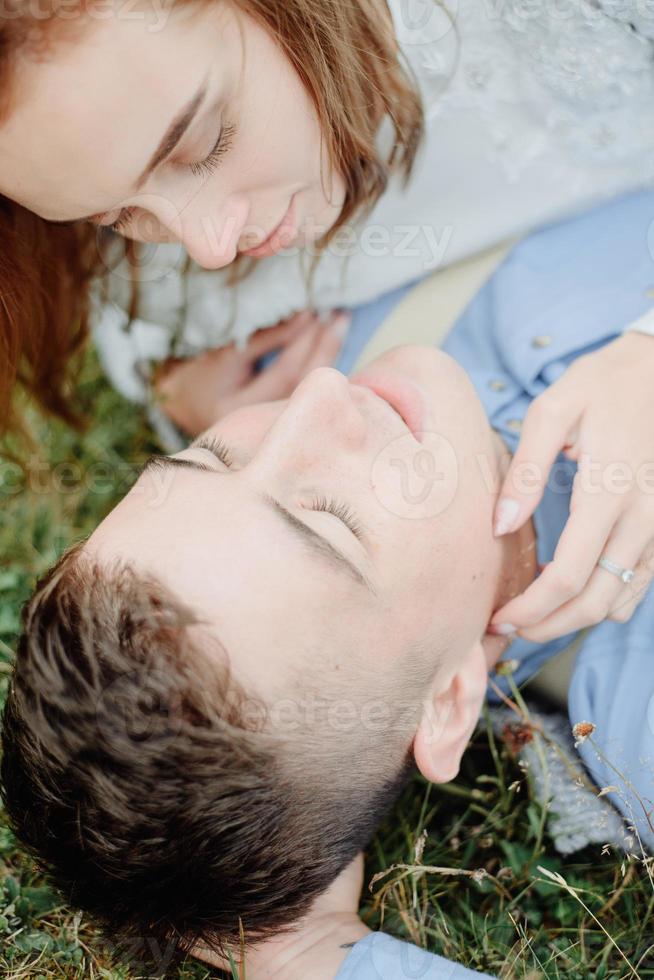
[89,465,260,568]
[87,466,353,628]
[86,466,369,698]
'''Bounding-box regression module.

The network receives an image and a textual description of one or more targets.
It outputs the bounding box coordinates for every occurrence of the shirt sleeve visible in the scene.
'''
[335,932,497,980]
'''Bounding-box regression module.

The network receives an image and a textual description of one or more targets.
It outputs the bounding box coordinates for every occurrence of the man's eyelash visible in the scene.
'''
[311,495,364,540]
[191,435,234,467]
[108,121,237,233]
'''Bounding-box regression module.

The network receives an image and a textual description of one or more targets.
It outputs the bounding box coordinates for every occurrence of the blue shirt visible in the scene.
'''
[335,189,654,980]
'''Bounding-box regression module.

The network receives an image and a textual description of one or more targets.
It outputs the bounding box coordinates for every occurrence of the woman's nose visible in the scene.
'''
[153,192,251,269]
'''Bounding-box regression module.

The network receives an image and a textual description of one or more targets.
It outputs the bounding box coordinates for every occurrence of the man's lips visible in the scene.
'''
[241,196,297,258]
[349,370,424,442]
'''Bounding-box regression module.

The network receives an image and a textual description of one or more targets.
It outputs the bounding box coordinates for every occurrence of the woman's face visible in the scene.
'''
[0,0,347,268]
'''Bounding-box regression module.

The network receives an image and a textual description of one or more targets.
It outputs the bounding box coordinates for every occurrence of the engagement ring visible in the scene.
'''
[597,557,635,584]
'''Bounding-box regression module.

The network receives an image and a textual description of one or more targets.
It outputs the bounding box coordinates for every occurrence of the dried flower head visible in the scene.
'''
[414,829,428,864]
[572,720,596,746]
[501,721,534,756]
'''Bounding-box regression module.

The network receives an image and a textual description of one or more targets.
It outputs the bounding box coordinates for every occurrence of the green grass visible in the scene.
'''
[1,353,653,978]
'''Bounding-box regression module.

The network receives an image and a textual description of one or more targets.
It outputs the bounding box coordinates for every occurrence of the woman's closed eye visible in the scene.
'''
[106,121,237,234]
[188,120,236,178]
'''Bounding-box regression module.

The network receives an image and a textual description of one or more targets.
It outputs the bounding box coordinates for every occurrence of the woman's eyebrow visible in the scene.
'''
[133,74,210,191]
[51,73,211,225]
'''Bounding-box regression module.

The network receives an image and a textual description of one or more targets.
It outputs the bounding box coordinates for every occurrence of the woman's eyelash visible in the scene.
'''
[107,121,237,233]
[108,206,137,233]
[191,435,234,468]
[189,121,237,178]
[311,495,364,540]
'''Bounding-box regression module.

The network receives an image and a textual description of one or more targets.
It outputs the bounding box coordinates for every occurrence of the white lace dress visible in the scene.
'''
[92,0,654,402]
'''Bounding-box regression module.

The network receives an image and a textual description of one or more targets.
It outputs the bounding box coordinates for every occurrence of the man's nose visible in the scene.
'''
[267,367,367,460]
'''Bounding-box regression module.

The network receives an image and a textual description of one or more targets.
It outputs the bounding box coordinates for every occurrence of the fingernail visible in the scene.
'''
[494,498,520,537]
[487,623,517,636]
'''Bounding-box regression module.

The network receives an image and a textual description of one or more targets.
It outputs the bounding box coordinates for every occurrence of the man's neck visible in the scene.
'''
[482,430,539,670]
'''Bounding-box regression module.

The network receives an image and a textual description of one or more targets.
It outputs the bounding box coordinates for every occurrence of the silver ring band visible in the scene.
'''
[597,557,635,585]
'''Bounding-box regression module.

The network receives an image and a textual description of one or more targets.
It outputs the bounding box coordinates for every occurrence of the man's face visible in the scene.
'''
[88,346,504,730]
[0,1,345,268]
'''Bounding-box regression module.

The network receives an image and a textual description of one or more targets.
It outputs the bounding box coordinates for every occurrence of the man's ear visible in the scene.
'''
[413,641,488,783]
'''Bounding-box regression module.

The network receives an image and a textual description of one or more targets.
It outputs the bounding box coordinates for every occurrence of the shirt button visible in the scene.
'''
[488,379,506,392]
[531,335,552,349]
[506,418,523,432]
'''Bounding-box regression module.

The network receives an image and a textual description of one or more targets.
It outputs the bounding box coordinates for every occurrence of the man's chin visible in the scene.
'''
[364,344,463,395]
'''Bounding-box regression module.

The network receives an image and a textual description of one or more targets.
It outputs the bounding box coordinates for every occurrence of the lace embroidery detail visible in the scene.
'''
[392,0,654,178]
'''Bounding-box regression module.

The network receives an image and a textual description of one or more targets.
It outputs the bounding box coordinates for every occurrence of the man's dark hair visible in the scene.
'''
[0,543,415,973]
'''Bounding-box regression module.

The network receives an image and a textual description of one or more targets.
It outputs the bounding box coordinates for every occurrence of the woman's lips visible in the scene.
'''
[349,370,425,442]
[241,196,297,258]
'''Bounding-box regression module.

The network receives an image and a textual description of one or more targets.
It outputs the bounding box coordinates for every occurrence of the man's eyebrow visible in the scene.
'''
[140,454,215,476]
[262,494,376,595]
[50,75,210,225]
[137,456,375,593]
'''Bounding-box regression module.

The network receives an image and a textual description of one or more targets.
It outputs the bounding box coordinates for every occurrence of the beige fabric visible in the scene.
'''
[354,241,578,709]
[523,636,582,708]
[353,242,514,372]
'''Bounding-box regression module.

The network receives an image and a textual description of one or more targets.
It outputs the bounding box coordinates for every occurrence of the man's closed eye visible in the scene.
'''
[189,434,234,467]
[306,495,365,540]
[187,437,366,542]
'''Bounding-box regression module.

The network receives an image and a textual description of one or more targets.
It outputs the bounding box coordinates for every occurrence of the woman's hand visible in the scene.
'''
[490,331,654,642]
[188,853,369,980]
[153,308,350,436]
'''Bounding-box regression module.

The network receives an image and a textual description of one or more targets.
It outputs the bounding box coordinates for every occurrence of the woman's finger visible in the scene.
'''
[608,538,654,624]
[245,312,348,402]
[299,310,350,374]
[490,476,622,631]
[494,384,582,536]
[245,309,317,359]
[506,510,649,643]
